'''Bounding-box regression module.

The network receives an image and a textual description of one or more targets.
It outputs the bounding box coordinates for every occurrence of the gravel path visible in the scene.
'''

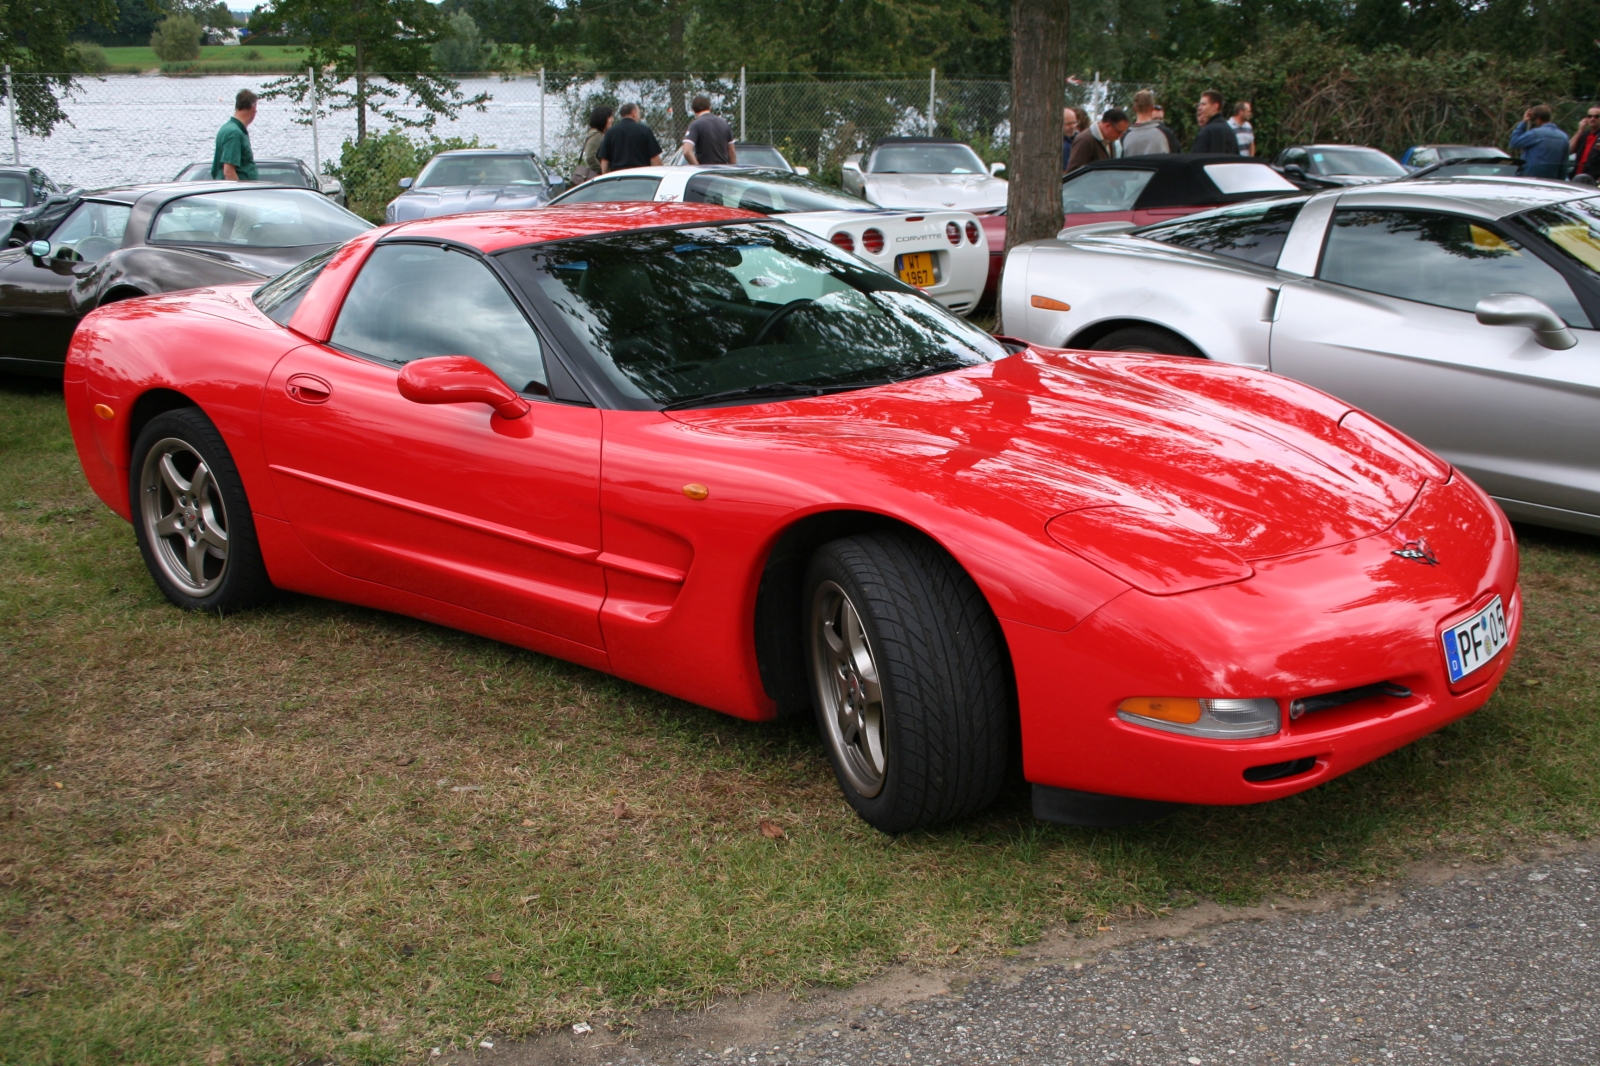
[578,852,1600,1066]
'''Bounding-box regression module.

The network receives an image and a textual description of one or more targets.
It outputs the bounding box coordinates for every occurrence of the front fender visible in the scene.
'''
[71,247,264,314]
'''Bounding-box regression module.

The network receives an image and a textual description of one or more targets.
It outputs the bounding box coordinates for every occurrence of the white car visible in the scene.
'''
[1001,178,1600,534]
[841,137,1007,214]
[550,166,990,314]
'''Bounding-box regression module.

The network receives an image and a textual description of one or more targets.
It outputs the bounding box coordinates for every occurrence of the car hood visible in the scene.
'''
[862,173,1008,212]
[388,184,551,221]
[670,349,1430,563]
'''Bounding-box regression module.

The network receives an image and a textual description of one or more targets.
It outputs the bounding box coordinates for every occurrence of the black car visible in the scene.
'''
[173,157,345,206]
[1272,144,1409,186]
[1,164,68,242]
[1058,154,1306,233]
[0,182,371,377]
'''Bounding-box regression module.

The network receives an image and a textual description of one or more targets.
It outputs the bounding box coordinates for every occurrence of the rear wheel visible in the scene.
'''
[805,531,1010,833]
[1089,325,1204,357]
[130,408,273,613]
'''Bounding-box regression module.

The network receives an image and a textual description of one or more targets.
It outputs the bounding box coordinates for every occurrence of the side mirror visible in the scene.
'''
[319,178,342,195]
[841,160,861,174]
[1282,163,1306,180]
[989,162,1006,176]
[397,176,414,190]
[793,165,810,176]
[397,356,530,418]
[28,239,50,259]
[1475,293,1578,350]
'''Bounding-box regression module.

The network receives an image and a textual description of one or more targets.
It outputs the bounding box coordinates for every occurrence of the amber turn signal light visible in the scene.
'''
[682,483,709,500]
[93,404,115,420]
[1118,697,1203,724]
[1031,295,1072,312]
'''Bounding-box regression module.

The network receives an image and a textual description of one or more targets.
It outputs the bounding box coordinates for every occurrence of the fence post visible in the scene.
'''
[308,66,320,177]
[739,66,746,142]
[539,67,546,158]
[4,65,17,165]
[927,68,936,135]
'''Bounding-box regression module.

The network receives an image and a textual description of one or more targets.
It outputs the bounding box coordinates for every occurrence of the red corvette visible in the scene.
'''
[65,202,1519,832]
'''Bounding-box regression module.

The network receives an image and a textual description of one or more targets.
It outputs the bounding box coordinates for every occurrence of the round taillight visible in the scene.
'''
[830,231,855,253]
[946,221,961,245]
[966,221,980,244]
[862,228,885,254]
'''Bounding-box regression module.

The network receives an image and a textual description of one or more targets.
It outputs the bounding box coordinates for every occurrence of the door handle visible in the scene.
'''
[285,373,332,404]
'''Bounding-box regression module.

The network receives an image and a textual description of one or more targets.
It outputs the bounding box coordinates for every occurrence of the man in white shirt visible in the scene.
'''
[1229,101,1255,157]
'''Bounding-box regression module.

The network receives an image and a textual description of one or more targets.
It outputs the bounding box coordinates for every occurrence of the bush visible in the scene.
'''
[150,14,202,63]
[67,41,110,74]
[331,130,490,221]
[433,12,489,74]
[243,48,262,61]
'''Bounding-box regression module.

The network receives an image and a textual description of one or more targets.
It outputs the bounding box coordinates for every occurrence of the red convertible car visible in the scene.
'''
[65,202,1519,832]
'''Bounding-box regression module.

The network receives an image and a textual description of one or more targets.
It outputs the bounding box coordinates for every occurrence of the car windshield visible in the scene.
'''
[0,174,26,207]
[150,189,370,247]
[416,154,543,188]
[174,162,310,186]
[870,144,987,175]
[685,170,873,214]
[516,221,1005,407]
[735,145,789,169]
[1061,169,1156,213]
[1138,198,1305,267]
[1308,148,1406,177]
[1518,196,1600,277]
[1439,146,1508,160]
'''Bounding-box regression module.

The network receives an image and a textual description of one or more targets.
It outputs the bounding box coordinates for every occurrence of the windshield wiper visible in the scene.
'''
[896,359,972,382]
[659,378,891,411]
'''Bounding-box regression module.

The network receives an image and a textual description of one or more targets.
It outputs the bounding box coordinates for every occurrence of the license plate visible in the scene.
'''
[896,252,936,288]
[1442,596,1509,683]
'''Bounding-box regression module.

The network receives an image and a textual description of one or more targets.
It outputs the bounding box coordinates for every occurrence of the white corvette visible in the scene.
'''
[551,166,991,314]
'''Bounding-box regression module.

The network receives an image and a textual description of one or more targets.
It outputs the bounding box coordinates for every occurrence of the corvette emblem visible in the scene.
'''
[1393,538,1439,565]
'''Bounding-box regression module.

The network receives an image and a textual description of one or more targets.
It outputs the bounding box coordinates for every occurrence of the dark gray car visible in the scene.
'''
[1,165,67,243]
[173,157,345,206]
[384,149,567,223]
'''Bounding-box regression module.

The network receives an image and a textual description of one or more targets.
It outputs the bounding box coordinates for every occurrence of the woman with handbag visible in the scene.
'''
[573,106,614,185]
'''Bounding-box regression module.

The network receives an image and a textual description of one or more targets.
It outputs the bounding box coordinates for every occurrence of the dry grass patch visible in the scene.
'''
[2,379,1597,1065]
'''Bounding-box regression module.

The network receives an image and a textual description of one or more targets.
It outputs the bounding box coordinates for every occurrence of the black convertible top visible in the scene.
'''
[1065,154,1302,210]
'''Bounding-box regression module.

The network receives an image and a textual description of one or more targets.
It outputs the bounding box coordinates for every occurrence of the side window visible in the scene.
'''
[1060,169,1156,213]
[330,243,550,395]
[556,177,662,204]
[1319,208,1592,327]
[1280,148,1309,168]
[49,201,132,263]
[1142,201,1303,267]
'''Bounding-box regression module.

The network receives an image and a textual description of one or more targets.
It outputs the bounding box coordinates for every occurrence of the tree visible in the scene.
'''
[0,0,118,135]
[434,12,490,73]
[257,0,489,143]
[151,14,204,62]
[1005,0,1069,254]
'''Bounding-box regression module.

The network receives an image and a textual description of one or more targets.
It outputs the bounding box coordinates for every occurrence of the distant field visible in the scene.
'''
[97,45,311,75]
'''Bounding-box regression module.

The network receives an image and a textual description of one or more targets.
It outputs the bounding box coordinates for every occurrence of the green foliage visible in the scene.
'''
[331,129,488,221]
[150,14,203,63]
[433,12,490,73]
[67,40,111,74]
[1152,25,1575,158]
[0,0,117,134]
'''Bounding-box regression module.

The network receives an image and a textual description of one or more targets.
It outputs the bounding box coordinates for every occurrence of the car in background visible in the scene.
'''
[174,157,345,206]
[842,137,1007,214]
[385,149,567,223]
[665,141,809,174]
[1273,144,1407,186]
[1402,155,1523,181]
[1,165,67,243]
[0,182,370,377]
[1002,179,1600,534]
[549,165,989,315]
[1400,145,1512,170]
[1058,154,1303,235]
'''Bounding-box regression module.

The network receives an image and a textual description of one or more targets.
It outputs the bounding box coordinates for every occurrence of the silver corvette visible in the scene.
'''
[842,137,1007,213]
[1003,178,1600,534]
[385,149,567,223]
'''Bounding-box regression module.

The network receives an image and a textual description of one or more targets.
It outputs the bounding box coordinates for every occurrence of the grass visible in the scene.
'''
[95,45,313,75]
[2,377,1598,1065]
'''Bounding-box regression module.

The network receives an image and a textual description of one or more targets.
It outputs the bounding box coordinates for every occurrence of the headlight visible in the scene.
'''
[1118,696,1281,739]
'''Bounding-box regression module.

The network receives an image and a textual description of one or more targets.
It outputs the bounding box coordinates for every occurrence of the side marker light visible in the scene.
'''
[94,404,115,420]
[682,483,709,500]
[1031,295,1072,312]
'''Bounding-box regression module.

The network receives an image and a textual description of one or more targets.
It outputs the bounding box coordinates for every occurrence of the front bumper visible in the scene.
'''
[1006,473,1520,806]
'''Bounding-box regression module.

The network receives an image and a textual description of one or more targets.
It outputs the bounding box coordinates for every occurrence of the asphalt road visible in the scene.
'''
[559,851,1600,1066]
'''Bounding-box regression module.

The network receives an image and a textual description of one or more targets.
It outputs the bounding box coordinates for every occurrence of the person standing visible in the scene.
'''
[1510,105,1569,179]
[1066,108,1130,173]
[682,95,737,166]
[598,103,663,173]
[573,106,614,185]
[211,89,258,181]
[1191,90,1240,155]
[1122,90,1174,156]
[1229,101,1255,156]
[1570,104,1600,178]
[1062,107,1080,172]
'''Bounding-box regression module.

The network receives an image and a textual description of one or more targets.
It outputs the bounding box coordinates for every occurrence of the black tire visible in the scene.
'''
[804,531,1011,833]
[1089,325,1204,358]
[129,407,273,613]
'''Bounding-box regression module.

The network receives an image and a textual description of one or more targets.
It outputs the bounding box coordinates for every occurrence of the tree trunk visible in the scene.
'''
[354,0,368,144]
[1005,0,1069,253]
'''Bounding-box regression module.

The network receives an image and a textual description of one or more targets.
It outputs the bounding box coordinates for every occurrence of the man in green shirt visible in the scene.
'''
[211,89,259,181]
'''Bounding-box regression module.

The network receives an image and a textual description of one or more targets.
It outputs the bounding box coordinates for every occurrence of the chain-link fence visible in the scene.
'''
[1,71,1143,192]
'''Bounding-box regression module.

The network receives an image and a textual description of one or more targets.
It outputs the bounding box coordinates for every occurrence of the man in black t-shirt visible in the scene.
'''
[682,95,737,166]
[598,103,664,172]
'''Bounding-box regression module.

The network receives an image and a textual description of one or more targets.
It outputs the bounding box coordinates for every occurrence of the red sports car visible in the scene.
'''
[65,202,1519,833]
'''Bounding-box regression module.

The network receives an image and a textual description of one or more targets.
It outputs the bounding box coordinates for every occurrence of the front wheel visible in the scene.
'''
[1089,325,1204,357]
[130,408,274,613]
[805,531,1011,833]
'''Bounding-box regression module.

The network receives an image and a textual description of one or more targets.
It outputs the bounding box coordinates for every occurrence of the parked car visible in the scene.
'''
[64,202,1517,832]
[0,182,370,377]
[1,164,67,243]
[548,165,989,314]
[1400,145,1512,170]
[173,157,345,206]
[1002,179,1600,534]
[385,149,567,223]
[1273,144,1408,186]
[1057,154,1303,235]
[842,137,1007,213]
[1401,155,1522,181]
[665,141,809,174]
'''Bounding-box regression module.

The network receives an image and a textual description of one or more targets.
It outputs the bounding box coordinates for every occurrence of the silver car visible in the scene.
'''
[385,149,567,223]
[842,137,1007,213]
[1002,177,1600,534]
